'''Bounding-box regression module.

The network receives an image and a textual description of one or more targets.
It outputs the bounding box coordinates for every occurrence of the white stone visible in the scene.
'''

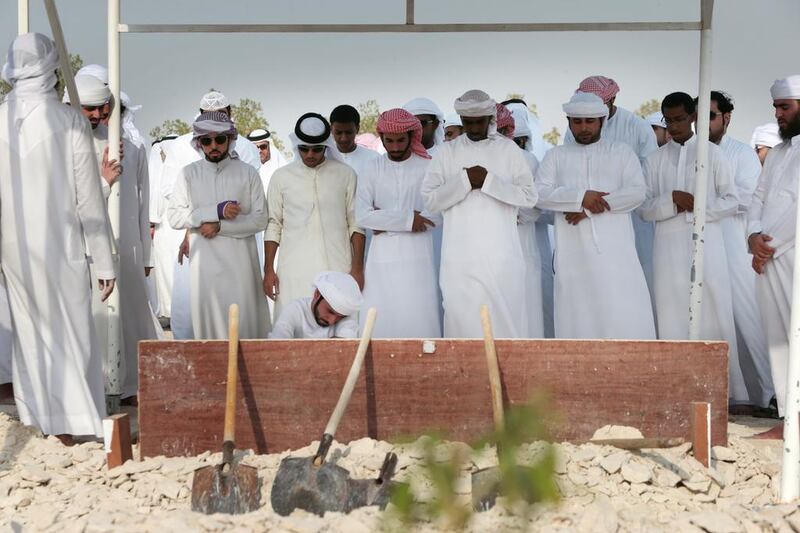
[600,452,627,474]
[591,425,644,440]
[711,446,738,462]
[20,466,51,484]
[621,462,652,484]
[689,511,742,533]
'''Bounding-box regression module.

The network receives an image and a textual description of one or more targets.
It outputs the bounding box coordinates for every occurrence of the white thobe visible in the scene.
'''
[256,147,288,319]
[161,134,260,339]
[0,97,114,436]
[149,138,174,319]
[422,134,537,338]
[168,157,269,339]
[640,136,745,403]
[537,140,655,339]
[747,134,800,415]
[720,135,774,407]
[0,276,13,384]
[266,159,362,320]
[338,144,381,259]
[518,150,545,338]
[356,154,442,338]
[269,297,358,339]
[566,106,659,313]
[90,126,160,398]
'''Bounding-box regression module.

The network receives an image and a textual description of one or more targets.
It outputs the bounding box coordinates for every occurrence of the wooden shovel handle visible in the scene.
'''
[480,305,504,432]
[223,304,240,443]
[323,308,377,437]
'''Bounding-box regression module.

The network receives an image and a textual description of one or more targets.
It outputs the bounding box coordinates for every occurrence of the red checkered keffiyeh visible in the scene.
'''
[495,103,515,139]
[376,108,430,159]
[578,75,620,104]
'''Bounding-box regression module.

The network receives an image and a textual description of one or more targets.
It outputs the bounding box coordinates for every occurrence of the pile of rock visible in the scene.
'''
[0,412,797,532]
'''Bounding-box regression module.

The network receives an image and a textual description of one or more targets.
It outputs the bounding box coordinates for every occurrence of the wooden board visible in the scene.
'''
[138,339,728,458]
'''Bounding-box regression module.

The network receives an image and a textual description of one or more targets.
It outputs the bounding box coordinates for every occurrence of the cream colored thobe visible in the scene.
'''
[0,97,114,436]
[90,125,160,398]
[640,136,745,403]
[747,134,799,415]
[357,153,441,338]
[266,159,362,320]
[168,157,269,339]
[537,139,655,339]
[720,134,774,407]
[422,133,537,338]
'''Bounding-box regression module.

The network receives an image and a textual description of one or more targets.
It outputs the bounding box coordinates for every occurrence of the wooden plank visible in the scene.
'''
[104,413,133,469]
[138,339,728,458]
[691,402,711,467]
[118,22,702,34]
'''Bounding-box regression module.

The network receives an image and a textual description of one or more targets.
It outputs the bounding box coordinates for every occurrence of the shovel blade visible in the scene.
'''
[471,467,501,511]
[270,456,352,516]
[191,463,261,515]
[345,478,405,512]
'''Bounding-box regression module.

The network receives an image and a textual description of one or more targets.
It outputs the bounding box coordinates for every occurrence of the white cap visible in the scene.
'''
[313,272,363,316]
[562,92,608,118]
[646,111,666,128]
[199,91,229,111]
[770,75,800,100]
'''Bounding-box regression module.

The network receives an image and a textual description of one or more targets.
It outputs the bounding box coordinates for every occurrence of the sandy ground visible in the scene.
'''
[0,403,795,532]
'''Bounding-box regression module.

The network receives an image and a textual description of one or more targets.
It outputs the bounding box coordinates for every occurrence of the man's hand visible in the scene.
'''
[411,210,435,232]
[749,233,776,263]
[672,190,694,213]
[581,190,610,214]
[101,146,122,187]
[350,268,365,290]
[200,222,220,239]
[466,165,488,189]
[263,269,279,300]
[144,267,152,277]
[177,234,189,264]
[565,211,588,225]
[222,201,240,220]
[752,255,768,274]
[98,278,115,302]
[149,223,156,240]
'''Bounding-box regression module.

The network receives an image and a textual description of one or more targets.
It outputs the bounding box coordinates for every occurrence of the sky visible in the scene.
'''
[1,0,797,149]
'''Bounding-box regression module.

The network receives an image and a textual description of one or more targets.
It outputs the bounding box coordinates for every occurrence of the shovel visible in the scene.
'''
[471,305,539,512]
[271,308,378,517]
[191,304,261,514]
[344,450,402,512]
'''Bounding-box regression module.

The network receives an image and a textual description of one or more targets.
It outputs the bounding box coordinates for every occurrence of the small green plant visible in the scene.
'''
[383,400,559,530]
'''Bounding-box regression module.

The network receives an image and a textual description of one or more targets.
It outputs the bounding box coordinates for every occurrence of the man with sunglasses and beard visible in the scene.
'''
[265,113,365,321]
[356,109,441,338]
[747,75,800,438]
[168,112,269,339]
[270,271,362,339]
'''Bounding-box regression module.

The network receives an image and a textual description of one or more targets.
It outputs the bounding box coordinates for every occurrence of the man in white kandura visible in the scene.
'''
[537,92,655,339]
[270,272,362,339]
[422,90,537,338]
[700,91,774,412]
[639,92,745,404]
[565,76,659,317]
[751,123,782,165]
[168,112,269,339]
[159,91,261,339]
[496,103,544,338]
[357,108,442,338]
[264,113,365,320]
[66,75,160,402]
[747,75,800,437]
[0,34,115,441]
[330,104,381,179]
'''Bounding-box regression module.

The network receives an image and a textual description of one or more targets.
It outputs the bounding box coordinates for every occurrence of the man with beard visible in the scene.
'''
[537,92,654,339]
[168,112,269,339]
[747,75,800,437]
[270,271,362,339]
[422,90,537,338]
[356,109,441,338]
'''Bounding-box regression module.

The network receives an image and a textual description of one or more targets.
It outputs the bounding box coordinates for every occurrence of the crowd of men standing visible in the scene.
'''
[0,33,798,442]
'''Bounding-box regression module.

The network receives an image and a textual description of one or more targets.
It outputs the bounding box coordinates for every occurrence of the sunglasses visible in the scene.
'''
[419,119,437,127]
[199,135,229,146]
[298,145,326,154]
[257,144,270,151]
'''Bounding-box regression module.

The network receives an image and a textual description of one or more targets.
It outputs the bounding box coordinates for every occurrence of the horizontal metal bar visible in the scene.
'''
[119,21,701,34]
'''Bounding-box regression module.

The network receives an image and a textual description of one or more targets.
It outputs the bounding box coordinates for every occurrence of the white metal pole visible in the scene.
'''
[780,169,800,501]
[687,0,714,341]
[105,0,123,414]
[43,0,79,109]
[18,0,29,34]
